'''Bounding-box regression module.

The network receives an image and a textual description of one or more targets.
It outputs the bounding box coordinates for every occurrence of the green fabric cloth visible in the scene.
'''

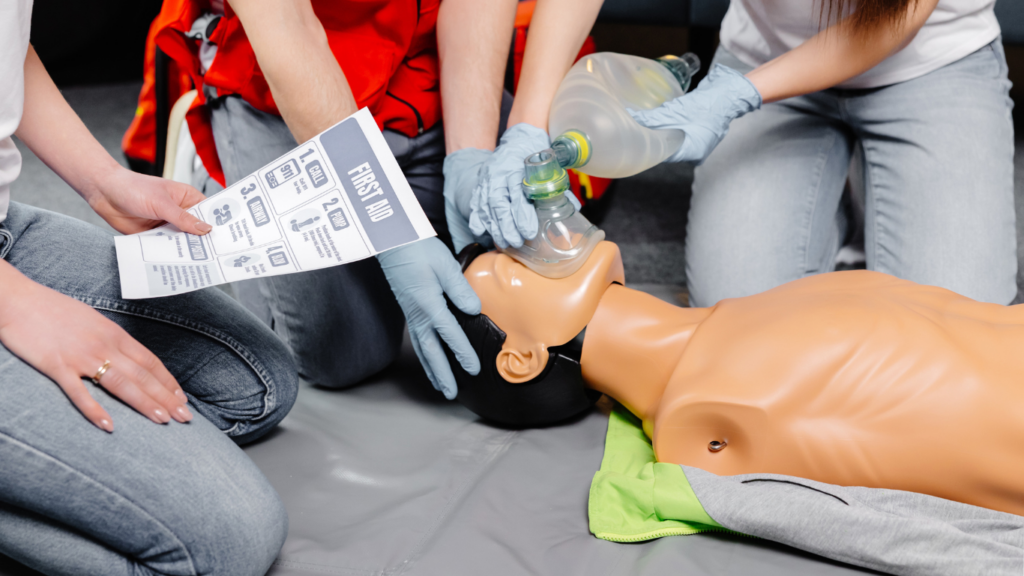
[588,405,733,542]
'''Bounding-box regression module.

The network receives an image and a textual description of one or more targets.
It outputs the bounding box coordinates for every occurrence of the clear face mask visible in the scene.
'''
[498,149,605,279]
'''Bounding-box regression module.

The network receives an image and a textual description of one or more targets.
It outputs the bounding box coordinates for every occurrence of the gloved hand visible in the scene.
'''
[468,123,550,249]
[629,64,762,165]
[443,148,493,253]
[377,238,481,399]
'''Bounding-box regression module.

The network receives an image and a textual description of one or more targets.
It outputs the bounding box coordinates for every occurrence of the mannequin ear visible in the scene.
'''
[496,344,549,384]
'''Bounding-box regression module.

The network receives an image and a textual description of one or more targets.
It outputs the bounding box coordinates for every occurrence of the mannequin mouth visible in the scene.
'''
[441,244,600,428]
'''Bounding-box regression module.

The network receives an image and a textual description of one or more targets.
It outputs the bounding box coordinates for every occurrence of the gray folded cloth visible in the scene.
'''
[685,466,1024,576]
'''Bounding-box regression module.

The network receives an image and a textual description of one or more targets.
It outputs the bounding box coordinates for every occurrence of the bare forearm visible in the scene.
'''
[15,47,213,237]
[438,0,517,153]
[230,0,357,143]
[507,0,604,130]
[0,260,33,313]
[746,0,938,103]
[15,46,120,202]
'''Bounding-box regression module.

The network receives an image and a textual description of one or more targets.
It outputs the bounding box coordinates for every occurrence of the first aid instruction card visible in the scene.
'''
[115,108,435,299]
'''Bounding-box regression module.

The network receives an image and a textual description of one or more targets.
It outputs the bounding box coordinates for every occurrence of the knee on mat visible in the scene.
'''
[179,472,288,576]
[190,337,299,446]
[233,346,299,445]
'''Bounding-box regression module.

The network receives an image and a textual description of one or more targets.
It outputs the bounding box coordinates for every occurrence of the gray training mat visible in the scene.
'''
[0,330,893,576]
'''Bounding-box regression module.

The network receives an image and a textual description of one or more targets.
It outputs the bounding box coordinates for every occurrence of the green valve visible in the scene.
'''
[522,149,570,200]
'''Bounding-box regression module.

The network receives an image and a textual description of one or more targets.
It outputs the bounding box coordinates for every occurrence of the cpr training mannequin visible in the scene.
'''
[443,241,1024,517]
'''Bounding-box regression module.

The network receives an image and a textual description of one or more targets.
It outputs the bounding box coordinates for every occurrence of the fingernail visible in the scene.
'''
[99,419,114,433]
[175,389,188,403]
[195,222,213,233]
[153,409,170,423]
[174,405,193,422]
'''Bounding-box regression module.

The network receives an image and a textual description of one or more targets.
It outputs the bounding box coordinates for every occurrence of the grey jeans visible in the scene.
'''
[688,39,1017,307]
[0,202,299,575]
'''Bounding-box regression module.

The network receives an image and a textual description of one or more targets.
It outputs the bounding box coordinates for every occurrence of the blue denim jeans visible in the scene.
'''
[687,39,1017,307]
[0,202,299,575]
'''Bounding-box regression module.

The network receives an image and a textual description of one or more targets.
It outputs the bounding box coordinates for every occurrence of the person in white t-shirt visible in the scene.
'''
[630,0,1015,307]
[0,2,300,573]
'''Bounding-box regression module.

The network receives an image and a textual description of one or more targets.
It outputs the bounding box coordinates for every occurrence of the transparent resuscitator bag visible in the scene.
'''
[547,52,700,179]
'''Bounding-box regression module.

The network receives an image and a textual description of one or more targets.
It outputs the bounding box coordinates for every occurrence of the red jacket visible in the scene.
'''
[152,0,440,186]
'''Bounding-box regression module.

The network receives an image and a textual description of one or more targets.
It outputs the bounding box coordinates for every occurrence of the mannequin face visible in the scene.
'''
[465,241,625,383]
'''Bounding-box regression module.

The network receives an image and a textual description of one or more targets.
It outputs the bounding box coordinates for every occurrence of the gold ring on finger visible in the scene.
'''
[92,360,111,384]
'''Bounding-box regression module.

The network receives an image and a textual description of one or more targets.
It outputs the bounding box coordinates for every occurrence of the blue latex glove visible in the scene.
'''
[376,238,481,399]
[443,148,493,253]
[629,64,762,165]
[468,123,551,249]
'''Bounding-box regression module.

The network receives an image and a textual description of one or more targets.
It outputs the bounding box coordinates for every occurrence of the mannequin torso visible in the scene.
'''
[582,270,1024,516]
[466,242,1024,515]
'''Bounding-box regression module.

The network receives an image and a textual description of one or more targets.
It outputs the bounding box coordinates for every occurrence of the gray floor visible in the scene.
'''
[2,83,1022,576]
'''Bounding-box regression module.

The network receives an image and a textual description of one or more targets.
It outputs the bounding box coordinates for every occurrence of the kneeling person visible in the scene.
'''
[150,0,503,395]
[1,12,297,575]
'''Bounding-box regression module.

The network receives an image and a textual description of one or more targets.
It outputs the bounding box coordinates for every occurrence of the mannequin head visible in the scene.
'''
[442,242,624,427]
[465,241,625,382]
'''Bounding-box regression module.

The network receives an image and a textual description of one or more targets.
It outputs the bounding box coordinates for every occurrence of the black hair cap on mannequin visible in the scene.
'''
[440,244,602,428]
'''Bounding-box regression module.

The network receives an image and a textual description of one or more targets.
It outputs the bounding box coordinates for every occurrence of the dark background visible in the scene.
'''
[30,0,161,86]
[31,0,1024,129]
[32,0,1023,100]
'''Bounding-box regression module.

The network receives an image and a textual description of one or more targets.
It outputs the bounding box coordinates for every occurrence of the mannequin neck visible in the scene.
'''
[580,285,711,434]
